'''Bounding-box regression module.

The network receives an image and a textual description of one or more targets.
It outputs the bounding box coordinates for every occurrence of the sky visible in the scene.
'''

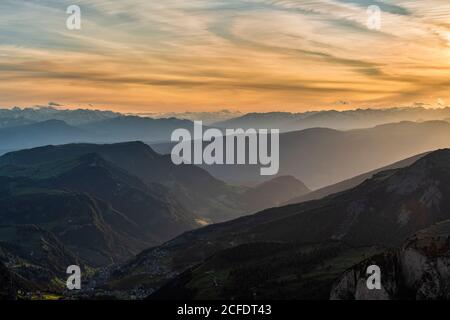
[0,0,449,113]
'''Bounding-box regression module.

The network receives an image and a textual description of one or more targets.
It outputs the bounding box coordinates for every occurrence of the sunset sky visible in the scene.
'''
[0,0,449,113]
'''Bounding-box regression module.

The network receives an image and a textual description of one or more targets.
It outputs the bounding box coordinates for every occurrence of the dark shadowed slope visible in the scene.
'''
[148,241,384,300]
[331,219,450,300]
[0,225,82,293]
[0,142,313,297]
[0,143,203,268]
[0,142,309,223]
[104,149,450,296]
[151,218,450,300]
[0,141,244,223]
[0,261,35,300]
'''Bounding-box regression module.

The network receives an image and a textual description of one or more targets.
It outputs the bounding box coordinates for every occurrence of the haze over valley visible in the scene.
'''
[1,104,450,300]
[1,0,450,301]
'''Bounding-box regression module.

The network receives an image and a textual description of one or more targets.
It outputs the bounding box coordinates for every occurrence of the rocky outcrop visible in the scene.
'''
[330,220,450,300]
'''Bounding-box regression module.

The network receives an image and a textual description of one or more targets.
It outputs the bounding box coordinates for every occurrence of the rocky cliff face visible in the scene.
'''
[330,220,450,300]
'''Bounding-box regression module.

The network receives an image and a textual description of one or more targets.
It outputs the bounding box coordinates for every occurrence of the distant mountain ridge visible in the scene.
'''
[0,106,201,154]
[0,120,90,150]
[203,120,450,188]
[214,107,450,132]
[285,152,430,205]
[2,106,450,158]
[0,116,197,153]
[79,116,195,143]
[2,105,450,299]
[242,176,310,211]
[4,106,450,133]
[0,106,119,127]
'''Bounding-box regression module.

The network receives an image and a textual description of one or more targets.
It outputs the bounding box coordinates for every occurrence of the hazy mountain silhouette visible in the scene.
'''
[80,116,195,143]
[204,121,450,189]
[0,117,35,129]
[5,114,450,192]
[242,176,310,212]
[146,109,242,125]
[0,120,90,150]
[0,116,198,154]
[214,107,450,132]
[3,108,450,299]
[0,106,119,126]
[285,152,430,205]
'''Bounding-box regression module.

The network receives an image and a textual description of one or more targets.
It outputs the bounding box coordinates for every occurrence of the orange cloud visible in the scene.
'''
[0,0,449,112]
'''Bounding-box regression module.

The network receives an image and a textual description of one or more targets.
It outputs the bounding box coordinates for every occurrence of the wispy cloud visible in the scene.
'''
[0,0,449,112]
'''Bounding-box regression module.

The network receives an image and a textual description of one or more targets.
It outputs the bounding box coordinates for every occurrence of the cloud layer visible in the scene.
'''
[0,0,449,112]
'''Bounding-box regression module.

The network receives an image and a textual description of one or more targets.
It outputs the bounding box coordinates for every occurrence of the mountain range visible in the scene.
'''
[8,106,450,133]
[97,149,450,299]
[2,106,450,300]
[201,120,450,188]
[0,141,309,294]
[214,107,450,132]
[0,117,196,152]
[79,116,195,144]
[0,143,203,268]
[3,108,450,192]
[284,152,430,205]
[0,106,119,127]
